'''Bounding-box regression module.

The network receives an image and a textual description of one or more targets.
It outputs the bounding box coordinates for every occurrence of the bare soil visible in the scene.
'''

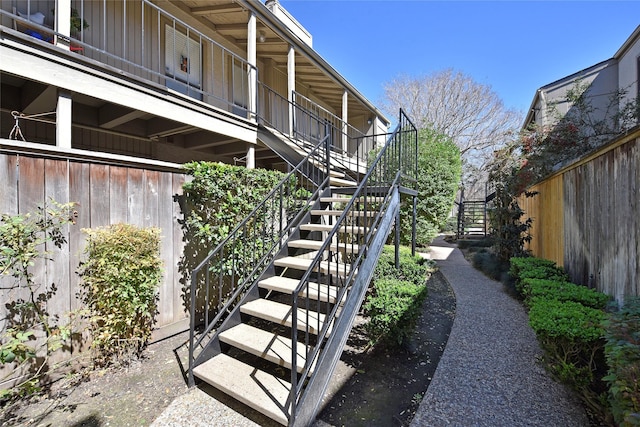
[1,270,455,427]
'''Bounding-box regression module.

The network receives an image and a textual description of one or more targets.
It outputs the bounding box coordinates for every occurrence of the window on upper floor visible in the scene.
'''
[165,24,201,92]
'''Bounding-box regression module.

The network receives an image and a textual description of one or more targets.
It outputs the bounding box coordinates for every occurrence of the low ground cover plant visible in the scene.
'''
[363,246,433,347]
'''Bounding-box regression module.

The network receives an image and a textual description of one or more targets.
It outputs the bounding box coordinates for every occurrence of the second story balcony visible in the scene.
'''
[0,0,388,169]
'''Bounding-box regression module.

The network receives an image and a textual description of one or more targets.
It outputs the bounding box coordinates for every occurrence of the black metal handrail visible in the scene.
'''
[287,109,417,425]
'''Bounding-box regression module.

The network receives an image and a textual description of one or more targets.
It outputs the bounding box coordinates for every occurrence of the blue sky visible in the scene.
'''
[279,0,640,116]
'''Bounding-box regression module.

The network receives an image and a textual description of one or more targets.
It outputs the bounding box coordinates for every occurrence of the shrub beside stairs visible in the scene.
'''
[187,110,417,426]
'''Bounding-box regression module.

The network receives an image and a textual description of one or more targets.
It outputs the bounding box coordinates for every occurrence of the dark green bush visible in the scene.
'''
[510,257,568,296]
[522,278,610,310]
[363,278,428,346]
[78,223,162,366]
[373,245,431,287]
[510,256,558,278]
[364,246,433,346]
[528,297,608,420]
[603,298,640,426]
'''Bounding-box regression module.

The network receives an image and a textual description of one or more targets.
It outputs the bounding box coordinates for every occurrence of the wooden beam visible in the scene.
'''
[99,104,148,129]
[191,4,242,15]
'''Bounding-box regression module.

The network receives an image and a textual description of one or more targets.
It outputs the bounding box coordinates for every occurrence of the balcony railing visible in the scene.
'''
[2,0,256,117]
[2,0,380,163]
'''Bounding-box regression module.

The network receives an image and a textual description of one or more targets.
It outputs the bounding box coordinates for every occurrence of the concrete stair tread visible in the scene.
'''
[241,298,327,335]
[288,239,360,254]
[259,275,339,303]
[300,223,368,234]
[193,353,289,426]
[274,256,351,277]
[329,176,357,187]
[310,209,376,217]
[219,323,312,374]
[320,196,385,204]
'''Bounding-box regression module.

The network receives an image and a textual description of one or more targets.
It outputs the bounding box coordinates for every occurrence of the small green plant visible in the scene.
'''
[603,298,640,426]
[0,199,77,400]
[509,257,568,296]
[364,246,433,347]
[522,278,610,310]
[78,223,162,366]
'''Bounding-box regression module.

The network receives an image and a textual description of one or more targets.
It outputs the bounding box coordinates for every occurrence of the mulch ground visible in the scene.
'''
[1,270,455,427]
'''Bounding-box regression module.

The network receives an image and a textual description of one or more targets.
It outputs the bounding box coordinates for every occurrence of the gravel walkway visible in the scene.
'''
[410,236,589,427]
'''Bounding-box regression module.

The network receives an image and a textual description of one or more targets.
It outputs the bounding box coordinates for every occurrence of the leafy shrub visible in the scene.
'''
[78,224,162,366]
[397,128,461,247]
[528,297,608,420]
[364,246,433,346]
[603,298,640,426]
[522,278,610,310]
[179,162,292,313]
[373,245,431,287]
[510,257,568,296]
[0,200,77,400]
[510,256,558,278]
[364,278,428,347]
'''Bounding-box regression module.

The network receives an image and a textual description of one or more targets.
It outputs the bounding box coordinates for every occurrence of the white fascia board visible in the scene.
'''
[0,40,257,144]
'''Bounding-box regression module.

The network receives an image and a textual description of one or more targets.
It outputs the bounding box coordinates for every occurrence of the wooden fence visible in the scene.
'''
[519,128,640,303]
[0,142,190,345]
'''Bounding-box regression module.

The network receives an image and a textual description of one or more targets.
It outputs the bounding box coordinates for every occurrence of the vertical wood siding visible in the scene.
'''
[523,133,640,303]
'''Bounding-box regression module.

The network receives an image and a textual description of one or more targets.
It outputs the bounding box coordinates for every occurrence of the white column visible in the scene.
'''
[246,12,257,168]
[55,0,71,51]
[56,90,72,149]
[341,90,348,152]
[287,45,296,136]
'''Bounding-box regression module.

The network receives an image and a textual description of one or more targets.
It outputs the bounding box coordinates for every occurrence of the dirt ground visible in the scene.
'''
[0,270,455,427]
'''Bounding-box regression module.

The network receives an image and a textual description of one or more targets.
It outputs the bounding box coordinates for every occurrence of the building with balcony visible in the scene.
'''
[1,0,389,167]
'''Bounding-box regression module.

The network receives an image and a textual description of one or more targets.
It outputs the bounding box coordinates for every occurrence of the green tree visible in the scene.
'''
[400,128,462,247]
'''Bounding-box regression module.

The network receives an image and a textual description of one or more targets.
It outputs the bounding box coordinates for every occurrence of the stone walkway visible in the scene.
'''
[410,236,589,426]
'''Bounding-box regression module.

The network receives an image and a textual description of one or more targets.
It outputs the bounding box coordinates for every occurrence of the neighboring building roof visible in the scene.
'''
[522,59,615,129]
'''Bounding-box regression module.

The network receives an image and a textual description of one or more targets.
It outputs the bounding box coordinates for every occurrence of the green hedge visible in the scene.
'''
[78,223,162,366]
[509,256,568,296]
[511,256,611,422]
[363,246,432,346]
[522,278,610,310]
[603,298,640,426]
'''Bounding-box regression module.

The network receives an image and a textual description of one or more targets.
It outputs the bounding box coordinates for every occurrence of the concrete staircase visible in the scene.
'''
[192,185,373,425]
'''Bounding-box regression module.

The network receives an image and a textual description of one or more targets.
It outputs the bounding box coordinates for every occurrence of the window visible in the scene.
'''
[165,25,201,89]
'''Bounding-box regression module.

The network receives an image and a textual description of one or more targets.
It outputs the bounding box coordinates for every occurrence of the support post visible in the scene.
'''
[341,90,348,152]
[288,45,296,137]
[55,0,71,51]
[246,12,257,168]
[412,195,417,256]
[395,205,400,270]
[56,90,72,149]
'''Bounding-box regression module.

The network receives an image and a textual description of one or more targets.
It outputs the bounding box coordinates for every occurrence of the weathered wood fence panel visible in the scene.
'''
[522,130,640,303]
[0,150,189,339]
